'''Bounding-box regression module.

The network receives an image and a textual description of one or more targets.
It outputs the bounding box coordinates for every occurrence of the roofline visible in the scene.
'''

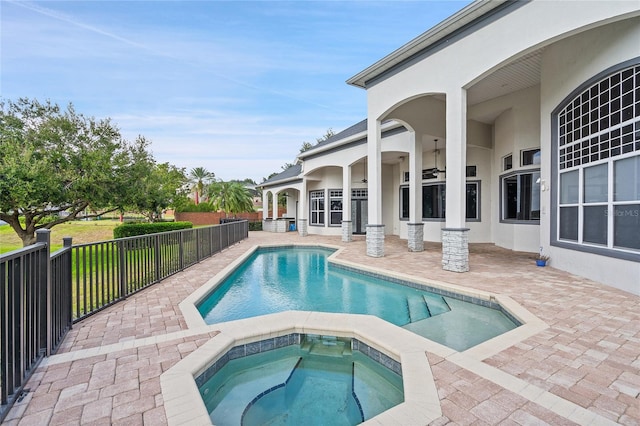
[346,0,512,89]
[297,120,404,161]
[259,177,303,190]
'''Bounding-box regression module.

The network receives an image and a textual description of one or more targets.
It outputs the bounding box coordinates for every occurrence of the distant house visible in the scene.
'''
[259,0,640,295]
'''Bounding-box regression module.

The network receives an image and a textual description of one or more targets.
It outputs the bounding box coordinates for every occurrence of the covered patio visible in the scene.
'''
[5,232,639,425]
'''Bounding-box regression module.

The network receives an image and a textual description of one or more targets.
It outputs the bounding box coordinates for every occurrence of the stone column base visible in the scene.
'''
[341,220,352,242]
[297,219,308,237]
[442,228,469,272]
[407,222,424,252]
[366,225,385,257]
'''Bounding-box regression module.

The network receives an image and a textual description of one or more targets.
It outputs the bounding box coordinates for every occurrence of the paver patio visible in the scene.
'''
[4,231,639,425]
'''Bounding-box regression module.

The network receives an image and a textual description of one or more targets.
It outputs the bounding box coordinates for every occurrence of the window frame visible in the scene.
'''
[309,190,325,226]
[399,181,481,222]
[328,189,343,227]
[550,59,640,262]
[503,154,513,171]
[499,169,541,224]
[521,148,541,166]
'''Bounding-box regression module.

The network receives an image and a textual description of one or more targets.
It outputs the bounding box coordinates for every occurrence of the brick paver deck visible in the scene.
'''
[4,231,639,425]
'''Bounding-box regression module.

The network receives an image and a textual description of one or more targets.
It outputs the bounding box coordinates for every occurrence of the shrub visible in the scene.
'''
[248,221,262,231]
[113,221,193,239]
[175,201,215,213]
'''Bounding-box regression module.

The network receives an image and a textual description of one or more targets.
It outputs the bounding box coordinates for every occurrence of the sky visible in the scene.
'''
[1,0,472,183]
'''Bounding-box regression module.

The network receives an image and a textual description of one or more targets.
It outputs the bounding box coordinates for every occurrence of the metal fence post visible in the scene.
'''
[179,231,184,271]
[196,228,201,262]
[62,237,73,336]
[118,239,127,298]
[36,229,51,356]
[154,234,161,283]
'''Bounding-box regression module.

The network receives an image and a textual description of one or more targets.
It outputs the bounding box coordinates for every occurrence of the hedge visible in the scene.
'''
[248,221,262,231]
[113,221,193,239]
[175,202,215,213]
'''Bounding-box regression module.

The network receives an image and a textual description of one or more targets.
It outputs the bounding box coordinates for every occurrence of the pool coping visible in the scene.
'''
[160,311,442,425]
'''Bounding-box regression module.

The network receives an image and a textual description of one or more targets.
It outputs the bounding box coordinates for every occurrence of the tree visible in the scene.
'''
[189,167,215,205]
[299,141,313,153]
[207,181,254,217]
[0,98,155,246]
[129,162,188,222]
[270,129,336,177]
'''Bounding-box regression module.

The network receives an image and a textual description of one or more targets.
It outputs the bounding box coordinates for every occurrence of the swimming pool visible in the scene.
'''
[197,246,519,351]
[198,334,404,425]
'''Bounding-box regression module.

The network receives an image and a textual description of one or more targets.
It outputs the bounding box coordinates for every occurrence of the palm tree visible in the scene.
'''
[208,181,254,217]
[189,167,215,205]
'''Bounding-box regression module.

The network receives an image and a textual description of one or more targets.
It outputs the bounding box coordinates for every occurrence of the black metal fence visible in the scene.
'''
[0,220,248,421]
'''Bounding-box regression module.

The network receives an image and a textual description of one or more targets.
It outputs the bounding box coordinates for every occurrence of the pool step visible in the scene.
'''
[303,335,351,357]
[423,294,451,317]
[406,295,431,322]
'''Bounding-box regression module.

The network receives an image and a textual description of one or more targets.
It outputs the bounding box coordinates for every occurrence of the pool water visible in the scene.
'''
[197,247,518,351]
[199,336,404,425]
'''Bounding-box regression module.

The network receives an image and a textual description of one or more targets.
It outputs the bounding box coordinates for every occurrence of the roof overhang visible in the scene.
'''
[346,0,511,89]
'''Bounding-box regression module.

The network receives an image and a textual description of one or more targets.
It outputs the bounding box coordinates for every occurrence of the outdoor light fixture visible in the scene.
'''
[536,177,547,191]
[423,139,446,176]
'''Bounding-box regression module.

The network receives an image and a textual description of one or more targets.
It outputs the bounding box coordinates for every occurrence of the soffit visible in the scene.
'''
[467,49,542,106]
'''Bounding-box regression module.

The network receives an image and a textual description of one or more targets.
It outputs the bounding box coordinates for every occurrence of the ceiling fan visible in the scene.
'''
[361,160,368,183]
[423,139,446,176]
[352,160,368,183]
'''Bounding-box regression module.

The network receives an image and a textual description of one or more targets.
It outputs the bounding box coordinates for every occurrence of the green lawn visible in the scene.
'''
[0,220,121,254]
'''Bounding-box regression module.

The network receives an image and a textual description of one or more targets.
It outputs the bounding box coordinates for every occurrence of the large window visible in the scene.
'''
[554,63,640,256]
[329,190,342,226]
[400,182,479,221]
[310,190,324,225]
[501,171,540,222]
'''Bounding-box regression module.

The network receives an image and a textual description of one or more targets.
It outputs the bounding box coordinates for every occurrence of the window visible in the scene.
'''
[400,182,479,221]
[400,186,409,219]
[329,190,342,226]
[503,154,513,171]
[466,182,479,220]
[555,63,640,255]
[522,149,541,166]
[502,171,540,221]
[310,190,324,225]
[466,166,477,177]
[422,184,446,219]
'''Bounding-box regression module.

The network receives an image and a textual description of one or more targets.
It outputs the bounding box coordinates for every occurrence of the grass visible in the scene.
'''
[0,220,121,254]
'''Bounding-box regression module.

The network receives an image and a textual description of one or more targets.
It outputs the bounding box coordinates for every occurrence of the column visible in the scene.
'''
[262,192,269,218]
[366,119,384,257]
[298,180,308,236]
[443,87,469,272]
[272,191,279,220]
[407,131,424,252]
[342,165,352,242]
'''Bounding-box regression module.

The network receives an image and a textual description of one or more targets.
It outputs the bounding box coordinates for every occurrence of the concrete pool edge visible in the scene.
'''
[161,311,442,426]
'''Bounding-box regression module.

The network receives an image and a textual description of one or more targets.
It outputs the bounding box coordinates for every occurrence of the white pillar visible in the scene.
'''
[408,131,424,252]
[366,119,384,257]
[272,191,279,219]
[262,191,269,218]
[342,165,352,242]
[443,87,469,272]
[298,180,308,236]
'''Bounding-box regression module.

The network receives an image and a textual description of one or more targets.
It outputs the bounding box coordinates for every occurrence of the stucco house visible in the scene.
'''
[259,0,640,296]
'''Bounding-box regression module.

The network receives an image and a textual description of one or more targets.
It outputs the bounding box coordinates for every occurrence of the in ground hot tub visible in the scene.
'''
[197,333,404,425]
